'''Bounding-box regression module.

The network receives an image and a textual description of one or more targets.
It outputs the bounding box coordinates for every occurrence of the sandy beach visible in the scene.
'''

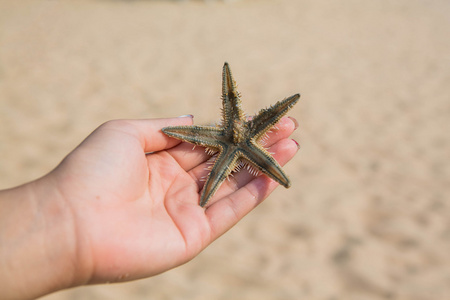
[1,0,450,299]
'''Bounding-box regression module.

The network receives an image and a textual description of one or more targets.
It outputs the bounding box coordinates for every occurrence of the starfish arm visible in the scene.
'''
[200,146,239,207]
[221,62,246,135]
[247,93,300,141]
[241,141,291,188]
[162,126,223,149]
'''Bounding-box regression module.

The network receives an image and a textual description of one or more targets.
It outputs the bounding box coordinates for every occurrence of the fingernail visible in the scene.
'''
[288,116,299,130]
[178,114,194,118]
[292,139,300,150]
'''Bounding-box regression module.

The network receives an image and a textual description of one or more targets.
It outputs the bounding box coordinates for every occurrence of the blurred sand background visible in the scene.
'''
[1,0,450,299]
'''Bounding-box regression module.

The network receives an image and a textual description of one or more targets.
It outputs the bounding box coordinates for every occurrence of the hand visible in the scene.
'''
[0,116,299,299]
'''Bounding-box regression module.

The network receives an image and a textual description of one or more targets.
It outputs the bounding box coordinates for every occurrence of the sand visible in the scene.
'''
[1,0,450,299]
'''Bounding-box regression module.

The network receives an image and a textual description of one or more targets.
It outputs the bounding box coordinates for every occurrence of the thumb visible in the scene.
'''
[122,116,194,153]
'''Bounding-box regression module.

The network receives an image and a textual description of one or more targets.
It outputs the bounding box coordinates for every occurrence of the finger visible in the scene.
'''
[211,138,299,201]
[168,116,298,172]
[204,137,299,206]
[205,138,299,238]
[187,116,298,185]
[111,116,194,153]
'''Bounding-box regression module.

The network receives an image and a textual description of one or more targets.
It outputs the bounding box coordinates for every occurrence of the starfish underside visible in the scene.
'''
[162,62,300,207]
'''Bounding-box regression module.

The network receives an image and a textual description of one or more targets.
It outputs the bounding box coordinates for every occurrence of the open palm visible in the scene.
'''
[49,116,298,285]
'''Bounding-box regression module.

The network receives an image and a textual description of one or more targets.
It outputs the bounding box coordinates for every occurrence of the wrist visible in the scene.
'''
[0,175,83,299]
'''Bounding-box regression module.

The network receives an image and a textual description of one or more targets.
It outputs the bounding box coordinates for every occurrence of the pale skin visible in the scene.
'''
[0,115,299,299]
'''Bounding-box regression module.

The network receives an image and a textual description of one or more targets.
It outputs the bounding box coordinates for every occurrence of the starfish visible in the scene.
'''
[162,62,300,207]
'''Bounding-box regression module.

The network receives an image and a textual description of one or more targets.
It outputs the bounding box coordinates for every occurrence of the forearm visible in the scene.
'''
[0,176,80,299]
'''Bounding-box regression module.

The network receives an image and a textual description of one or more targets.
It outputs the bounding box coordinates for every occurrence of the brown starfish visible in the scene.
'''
[162,62,300,207]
